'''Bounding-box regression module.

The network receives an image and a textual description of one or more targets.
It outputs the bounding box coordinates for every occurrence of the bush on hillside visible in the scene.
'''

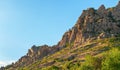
[102,48,120,70]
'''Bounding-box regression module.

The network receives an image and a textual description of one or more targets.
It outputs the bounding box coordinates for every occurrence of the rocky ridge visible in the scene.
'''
[2,1,120,70]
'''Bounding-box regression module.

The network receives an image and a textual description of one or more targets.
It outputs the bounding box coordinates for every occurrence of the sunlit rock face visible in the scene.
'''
[58,2,120,48]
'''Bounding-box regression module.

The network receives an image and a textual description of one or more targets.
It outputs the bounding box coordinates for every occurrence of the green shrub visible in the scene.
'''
[109,37,120,43]
[102,48,120,70]
[61,61,80,70]
[80,55,101,70]
[54,58,63,62]
[42,65,59,70]
[68,62,80,70]
[48,66,59,70]
[80,64,94,70]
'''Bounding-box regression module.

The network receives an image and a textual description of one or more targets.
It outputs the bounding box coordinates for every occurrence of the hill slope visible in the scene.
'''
[1,1,120,70]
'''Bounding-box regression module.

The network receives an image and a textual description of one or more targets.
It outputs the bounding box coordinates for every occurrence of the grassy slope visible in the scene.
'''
[19,37,120,70]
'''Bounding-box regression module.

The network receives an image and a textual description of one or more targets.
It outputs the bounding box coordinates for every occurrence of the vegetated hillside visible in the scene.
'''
[23,37,120,70]
[1,1,120,70]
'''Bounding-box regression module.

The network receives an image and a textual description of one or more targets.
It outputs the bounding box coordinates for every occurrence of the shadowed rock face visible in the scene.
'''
[2,1,120,70]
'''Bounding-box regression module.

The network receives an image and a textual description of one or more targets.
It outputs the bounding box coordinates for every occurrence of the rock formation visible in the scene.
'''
[2,1,120,70]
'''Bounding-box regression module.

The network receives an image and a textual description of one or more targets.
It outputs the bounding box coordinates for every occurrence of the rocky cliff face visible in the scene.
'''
[2,1,120,70]
[10,45,59,68]
[58,2,120,48]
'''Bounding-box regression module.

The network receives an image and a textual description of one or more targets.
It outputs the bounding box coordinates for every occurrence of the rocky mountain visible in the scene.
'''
[1,1,120,70]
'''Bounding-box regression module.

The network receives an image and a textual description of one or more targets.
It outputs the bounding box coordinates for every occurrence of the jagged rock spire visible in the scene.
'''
[98,4,105,11]
[97,4,106,15]
[116,1,120,7]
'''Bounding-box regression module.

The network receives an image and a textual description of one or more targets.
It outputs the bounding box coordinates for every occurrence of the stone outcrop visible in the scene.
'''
[58,1,120,48]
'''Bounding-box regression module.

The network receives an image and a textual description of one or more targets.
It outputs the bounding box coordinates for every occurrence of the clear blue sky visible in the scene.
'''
[0,0,118,66]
